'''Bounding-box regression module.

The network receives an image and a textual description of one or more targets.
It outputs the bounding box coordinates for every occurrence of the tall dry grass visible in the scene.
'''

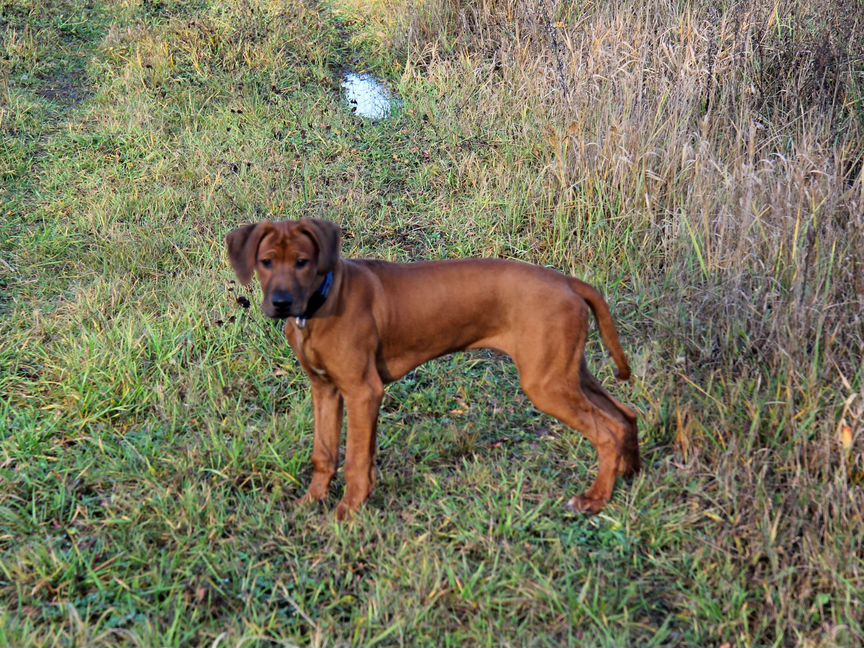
[391,0,863,374]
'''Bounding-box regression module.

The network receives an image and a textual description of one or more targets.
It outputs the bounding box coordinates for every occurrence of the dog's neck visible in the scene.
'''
[295,270,334,329]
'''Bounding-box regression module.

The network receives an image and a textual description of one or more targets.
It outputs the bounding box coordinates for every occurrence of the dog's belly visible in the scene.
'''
[375,334,508,383]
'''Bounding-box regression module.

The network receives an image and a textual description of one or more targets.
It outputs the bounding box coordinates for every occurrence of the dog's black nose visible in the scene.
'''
[271,291,293,310]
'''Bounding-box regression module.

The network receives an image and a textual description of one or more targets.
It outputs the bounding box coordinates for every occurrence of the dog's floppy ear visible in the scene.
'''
[297,218,341,273]
[225,222,272,285]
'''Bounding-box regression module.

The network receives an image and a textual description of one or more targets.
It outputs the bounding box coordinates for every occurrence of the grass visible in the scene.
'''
[1,0,862,645]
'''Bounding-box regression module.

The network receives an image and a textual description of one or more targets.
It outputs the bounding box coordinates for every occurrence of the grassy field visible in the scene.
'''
[1,0,862,645]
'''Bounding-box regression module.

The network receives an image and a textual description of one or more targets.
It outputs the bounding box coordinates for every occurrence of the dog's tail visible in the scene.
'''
[569,278,631,381]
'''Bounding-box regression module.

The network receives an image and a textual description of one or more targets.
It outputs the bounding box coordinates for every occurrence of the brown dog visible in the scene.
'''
[226,218,639,519]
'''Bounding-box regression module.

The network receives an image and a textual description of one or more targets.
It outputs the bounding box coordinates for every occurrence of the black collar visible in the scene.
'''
[296,271,334,328]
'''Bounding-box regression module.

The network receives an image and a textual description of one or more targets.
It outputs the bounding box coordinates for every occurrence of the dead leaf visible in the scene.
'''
[838,424,853,451]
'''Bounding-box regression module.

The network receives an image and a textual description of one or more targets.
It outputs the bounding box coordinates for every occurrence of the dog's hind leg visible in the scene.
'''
[512,304,631,513]
[579,359,640,477]
[521,379,626,513]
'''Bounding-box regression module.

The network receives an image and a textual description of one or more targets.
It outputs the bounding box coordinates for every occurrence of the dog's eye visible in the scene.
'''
[260,259,273,268]
[295,259,309,269]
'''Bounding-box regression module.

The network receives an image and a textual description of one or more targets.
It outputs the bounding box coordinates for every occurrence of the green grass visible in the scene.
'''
[1,0,862,645]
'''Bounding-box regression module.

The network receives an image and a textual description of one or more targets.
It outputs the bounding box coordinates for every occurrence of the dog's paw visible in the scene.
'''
[565,494,608,515]
[334,498,362,521]
[295,489,327,507]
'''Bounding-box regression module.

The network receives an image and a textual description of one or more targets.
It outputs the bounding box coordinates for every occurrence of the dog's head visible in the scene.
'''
[225,218,341,319]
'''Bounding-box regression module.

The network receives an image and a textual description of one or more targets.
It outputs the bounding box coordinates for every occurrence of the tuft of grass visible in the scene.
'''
[1,0,863,645]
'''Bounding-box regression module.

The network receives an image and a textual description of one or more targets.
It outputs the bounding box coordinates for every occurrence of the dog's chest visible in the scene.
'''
[286,325,329,379]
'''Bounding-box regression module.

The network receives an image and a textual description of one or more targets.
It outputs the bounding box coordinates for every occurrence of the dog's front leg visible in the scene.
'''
[298,380,344,505]
[335,373,384,520]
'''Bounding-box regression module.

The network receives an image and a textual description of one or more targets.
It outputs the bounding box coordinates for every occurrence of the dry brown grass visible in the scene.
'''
[377,0,864,369]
